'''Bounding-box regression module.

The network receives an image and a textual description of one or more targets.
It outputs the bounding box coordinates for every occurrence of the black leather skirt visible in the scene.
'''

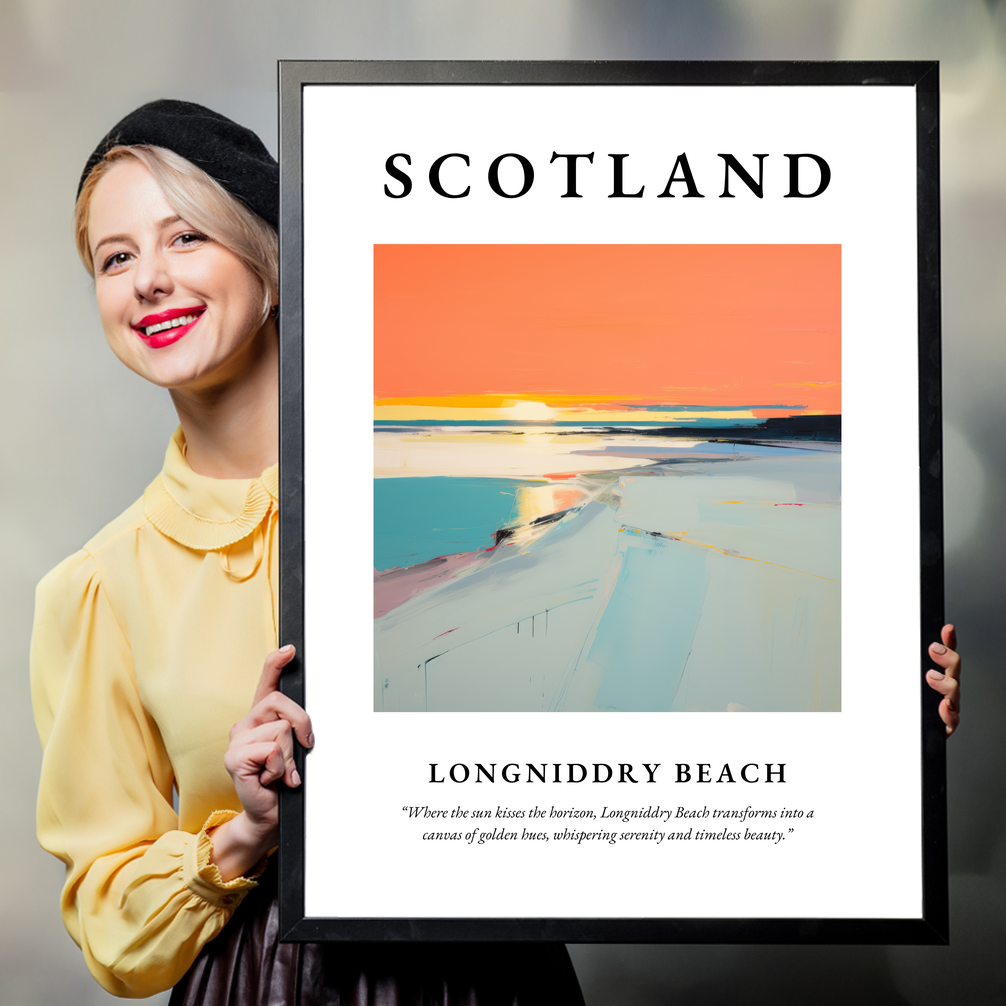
[169,869,585,1006]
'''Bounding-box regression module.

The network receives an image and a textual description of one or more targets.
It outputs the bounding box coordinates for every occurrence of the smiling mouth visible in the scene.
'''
[135,307,206,338]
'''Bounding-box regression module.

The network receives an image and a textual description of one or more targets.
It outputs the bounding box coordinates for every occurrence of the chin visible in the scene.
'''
[110,321,271,393]
[122,353,217,391]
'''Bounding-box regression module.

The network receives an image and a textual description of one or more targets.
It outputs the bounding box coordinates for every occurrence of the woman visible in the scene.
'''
[32,99,963,1003]
[31,99,586,1003]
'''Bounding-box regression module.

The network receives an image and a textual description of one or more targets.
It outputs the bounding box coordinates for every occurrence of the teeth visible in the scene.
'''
[142,313,199,337]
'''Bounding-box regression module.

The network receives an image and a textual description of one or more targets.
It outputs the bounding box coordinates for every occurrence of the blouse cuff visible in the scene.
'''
[183,810,269,909]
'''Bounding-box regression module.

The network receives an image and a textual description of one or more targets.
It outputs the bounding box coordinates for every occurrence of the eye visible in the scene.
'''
[172,230,208,249]
[100,251,132,274]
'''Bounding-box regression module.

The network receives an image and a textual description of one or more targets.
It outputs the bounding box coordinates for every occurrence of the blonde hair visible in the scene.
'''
[75,145,278,322]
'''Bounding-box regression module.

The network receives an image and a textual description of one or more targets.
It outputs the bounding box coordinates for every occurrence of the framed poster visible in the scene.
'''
[277,61,946,943]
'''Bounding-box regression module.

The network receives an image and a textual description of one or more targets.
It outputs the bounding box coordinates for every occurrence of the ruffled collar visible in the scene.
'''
[143,428,278,551]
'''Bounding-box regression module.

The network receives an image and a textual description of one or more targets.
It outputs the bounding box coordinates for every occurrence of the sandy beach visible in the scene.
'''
[375,427,840,713]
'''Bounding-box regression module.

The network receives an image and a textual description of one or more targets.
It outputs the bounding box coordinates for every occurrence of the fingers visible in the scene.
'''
[225,739,289,788]
[233,689,314,750]
[925,623,957,680]
[940,698,960,737]
[925,688,957,736]
[926,667,959,706]
[249,720,298,788]
[941,623,958,653]
[926,663,960,739]
[227,720,301,788]
[926,625,961,738]
[225,645,313,804]
[252,644,297,706]
[244,644,314,750]
[928,631,961,682]
[928,643,961,679]
[252,740,288,788]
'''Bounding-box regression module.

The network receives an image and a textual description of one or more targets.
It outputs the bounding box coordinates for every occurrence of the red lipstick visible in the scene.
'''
[133,306,205,349]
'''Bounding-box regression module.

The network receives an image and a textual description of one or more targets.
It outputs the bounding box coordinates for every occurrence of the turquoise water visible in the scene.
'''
[374,476,539,571]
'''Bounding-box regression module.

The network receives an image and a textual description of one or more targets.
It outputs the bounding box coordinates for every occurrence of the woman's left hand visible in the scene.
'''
[926,624,961,737]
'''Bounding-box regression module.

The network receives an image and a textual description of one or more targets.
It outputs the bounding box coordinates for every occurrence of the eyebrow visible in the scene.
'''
[91,215,185,258]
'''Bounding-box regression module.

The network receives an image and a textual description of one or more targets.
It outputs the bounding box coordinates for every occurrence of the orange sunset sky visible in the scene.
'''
[374,245,840,423]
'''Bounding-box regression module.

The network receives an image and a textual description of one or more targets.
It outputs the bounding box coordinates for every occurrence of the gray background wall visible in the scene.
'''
[1,1,1003,1003]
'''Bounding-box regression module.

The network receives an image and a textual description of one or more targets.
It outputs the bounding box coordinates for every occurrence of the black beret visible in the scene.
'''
[78,99,278,228]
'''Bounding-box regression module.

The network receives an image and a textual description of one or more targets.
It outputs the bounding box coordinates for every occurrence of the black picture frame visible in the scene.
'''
[277,60,945,944]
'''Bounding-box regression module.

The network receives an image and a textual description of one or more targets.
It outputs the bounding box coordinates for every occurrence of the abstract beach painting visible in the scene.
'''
[374,245,840,713]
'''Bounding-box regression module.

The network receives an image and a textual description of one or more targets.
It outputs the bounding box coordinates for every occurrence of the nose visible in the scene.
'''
[133,247,173,303]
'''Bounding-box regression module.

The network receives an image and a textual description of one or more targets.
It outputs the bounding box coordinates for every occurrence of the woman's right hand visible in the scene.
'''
[209,645,314,881]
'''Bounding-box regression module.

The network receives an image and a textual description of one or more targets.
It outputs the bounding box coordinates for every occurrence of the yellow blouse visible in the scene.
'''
[31,428,279,998]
